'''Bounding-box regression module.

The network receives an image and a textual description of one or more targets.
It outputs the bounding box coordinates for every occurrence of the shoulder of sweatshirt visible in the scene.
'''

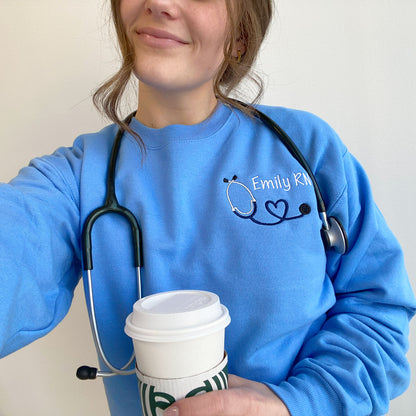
[22,123,119,175]
[5,123,119,207]
[255,104,348,162]
[254,105,351,213]
[72,123,119,155]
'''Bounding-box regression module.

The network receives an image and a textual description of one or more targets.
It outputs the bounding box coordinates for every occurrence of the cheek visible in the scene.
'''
[119,0,140,29]
[206,29,228,69]
[196,12,228,57]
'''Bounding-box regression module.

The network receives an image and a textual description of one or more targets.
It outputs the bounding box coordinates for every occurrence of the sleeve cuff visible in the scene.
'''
[265,370,345,416]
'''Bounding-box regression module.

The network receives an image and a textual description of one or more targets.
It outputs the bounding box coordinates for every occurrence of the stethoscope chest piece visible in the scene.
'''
[320,215,348,254]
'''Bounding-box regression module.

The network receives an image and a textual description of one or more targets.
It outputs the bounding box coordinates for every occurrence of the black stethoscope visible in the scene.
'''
[76,105,348,381]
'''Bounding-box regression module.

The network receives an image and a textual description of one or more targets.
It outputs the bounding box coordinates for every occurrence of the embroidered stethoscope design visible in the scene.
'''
[223,175,311,226]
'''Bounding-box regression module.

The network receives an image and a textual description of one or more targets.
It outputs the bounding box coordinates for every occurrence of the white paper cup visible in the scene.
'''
[124,290,230,379]
[137,353,228,416]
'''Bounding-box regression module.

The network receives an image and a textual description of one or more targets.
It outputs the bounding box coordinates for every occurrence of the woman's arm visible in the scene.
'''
[0,144,83,357]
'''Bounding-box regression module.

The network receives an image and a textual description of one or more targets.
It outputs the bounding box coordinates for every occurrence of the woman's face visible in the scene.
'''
[120,0,230,97]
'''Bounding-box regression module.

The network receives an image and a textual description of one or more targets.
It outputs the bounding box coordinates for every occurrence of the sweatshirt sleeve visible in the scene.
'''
[269,128,416,414]
[0,142,83,358]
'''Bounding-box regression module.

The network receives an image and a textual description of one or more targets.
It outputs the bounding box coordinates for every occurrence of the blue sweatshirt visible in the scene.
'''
[0,103,415,415]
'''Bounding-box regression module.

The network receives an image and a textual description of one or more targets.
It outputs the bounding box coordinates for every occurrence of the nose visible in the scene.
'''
[144,0,179,19]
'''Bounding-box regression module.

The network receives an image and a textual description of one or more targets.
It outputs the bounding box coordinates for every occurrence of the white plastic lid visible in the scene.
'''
[124,290,230,342]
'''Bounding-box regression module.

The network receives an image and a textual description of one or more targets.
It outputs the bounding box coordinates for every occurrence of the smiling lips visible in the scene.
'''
[136,28,189,48]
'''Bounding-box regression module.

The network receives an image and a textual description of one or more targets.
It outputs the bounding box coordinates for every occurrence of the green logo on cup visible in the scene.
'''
[139,364,228,416]
[140,384,175,414]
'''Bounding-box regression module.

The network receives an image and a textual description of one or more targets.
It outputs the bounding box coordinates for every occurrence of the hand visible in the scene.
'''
[163,374,290,416]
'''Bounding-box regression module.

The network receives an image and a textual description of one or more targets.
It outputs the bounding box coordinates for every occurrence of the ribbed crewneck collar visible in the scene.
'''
[128,102,233,150]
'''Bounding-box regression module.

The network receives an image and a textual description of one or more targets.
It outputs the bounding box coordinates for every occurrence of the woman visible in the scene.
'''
[0,1,415,415]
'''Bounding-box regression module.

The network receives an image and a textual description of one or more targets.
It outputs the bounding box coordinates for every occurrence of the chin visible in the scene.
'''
[136,71,213,98]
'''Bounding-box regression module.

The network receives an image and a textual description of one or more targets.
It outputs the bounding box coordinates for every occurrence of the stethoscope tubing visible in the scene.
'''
[80,113,141,378]
[81,115,142,271]
[86,268,137,377]
[237,102,330,225]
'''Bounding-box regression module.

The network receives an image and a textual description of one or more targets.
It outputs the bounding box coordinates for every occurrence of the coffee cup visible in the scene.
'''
[136,352,228,415]
[124,290,231,414]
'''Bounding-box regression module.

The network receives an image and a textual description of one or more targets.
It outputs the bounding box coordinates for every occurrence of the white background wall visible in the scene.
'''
[0,0,415,414]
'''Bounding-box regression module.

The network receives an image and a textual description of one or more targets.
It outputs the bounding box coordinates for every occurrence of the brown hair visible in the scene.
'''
[217,0,274,111]
[93,0,274,149]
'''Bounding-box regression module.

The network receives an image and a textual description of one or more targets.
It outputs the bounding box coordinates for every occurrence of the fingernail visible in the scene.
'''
[163,406,179,416]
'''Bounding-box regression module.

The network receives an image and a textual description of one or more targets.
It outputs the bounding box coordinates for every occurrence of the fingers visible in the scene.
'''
[164,388,251,416]
[163,374,290,416]
[227,374,251,388]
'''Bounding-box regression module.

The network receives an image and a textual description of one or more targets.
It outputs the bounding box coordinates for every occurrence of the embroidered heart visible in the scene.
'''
[265,199,289,222]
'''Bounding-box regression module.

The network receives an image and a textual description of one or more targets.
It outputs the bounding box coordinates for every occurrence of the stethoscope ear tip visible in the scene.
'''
[76,365,98,380]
